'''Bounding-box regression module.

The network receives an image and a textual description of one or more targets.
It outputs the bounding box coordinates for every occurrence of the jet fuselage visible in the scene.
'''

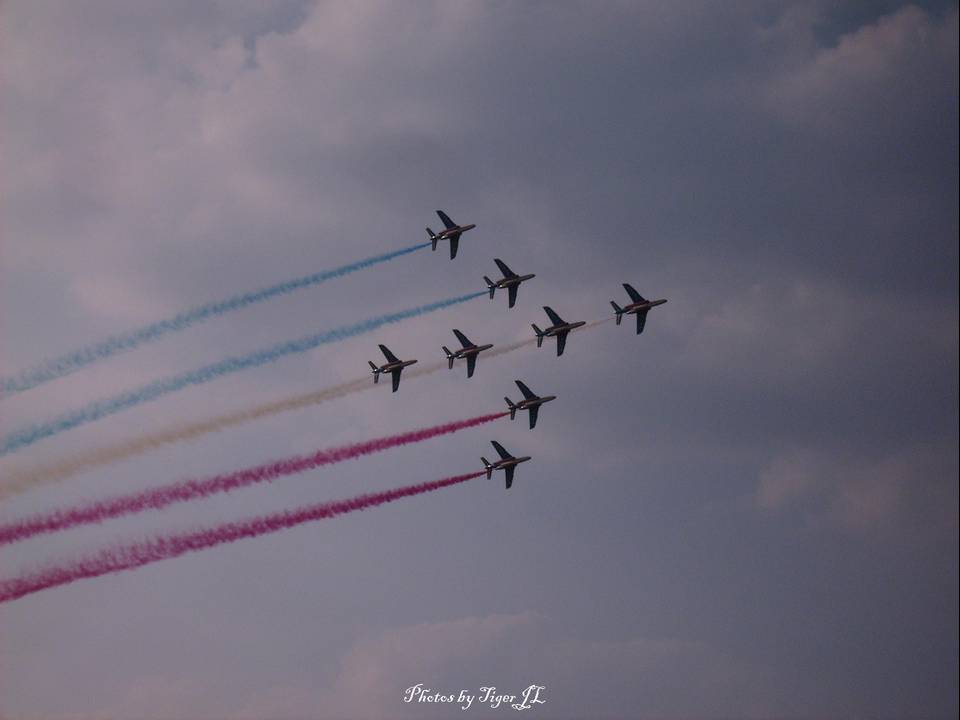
[544,321,586,336]
[489,455,531,472]
[493,272,535,289]
[623,298,667,314]
[374,358,418,375]
[516,394,556,410]
[452,343,493,359]
[437,223,475,239]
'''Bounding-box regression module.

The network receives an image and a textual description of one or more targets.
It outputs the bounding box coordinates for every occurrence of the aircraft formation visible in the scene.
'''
[0,208,669,604]
[374,209,668,489]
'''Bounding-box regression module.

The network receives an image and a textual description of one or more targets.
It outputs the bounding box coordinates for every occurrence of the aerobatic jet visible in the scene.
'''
[368,345,418,392]
[483,258,536,308]
[442,329,493,378]
[505,380,556,429]
[482,441,532,490]
[611,284,668,334]
[532,306,586,357]
[426,210,476,260]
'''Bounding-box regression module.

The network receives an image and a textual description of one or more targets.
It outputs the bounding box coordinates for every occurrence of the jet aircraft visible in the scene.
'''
[532,306,586,356]
[368,344,418,392]
[482,441,532,489]
[442,329,493,378]
[483,258,535,308]
[504,380,556,429]
[611,284,667,334]
[426,210,476,260]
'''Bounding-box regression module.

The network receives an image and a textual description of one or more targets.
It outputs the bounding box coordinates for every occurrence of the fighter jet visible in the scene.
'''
[368,344,418,392]
[483,258,536,308]
[531,306,586,357]
[426,210,476,260]
[505,380,556,429]
[482,441,532,489]
[611,284,668,334]
[442,329,493,378]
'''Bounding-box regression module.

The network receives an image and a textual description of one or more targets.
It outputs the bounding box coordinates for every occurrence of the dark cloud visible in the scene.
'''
[1,2,956,718]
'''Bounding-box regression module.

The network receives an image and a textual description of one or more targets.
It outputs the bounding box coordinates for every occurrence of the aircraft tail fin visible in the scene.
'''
[368,361,380,382]
[532,324,545,348]
[426,227,438,251]
[611,301,624,325]
[481,457,493,479]
[484,276,496,299]
[442,346,455,369]
[505,397,517,420]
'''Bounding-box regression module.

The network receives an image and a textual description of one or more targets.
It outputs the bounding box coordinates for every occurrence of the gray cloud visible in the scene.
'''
[1,2,956,718]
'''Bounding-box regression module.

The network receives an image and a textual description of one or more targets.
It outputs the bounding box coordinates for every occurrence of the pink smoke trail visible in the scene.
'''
[0,471,482,604]
[0,413,507,546]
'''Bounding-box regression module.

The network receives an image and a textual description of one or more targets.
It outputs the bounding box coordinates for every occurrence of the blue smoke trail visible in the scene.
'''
[0,290,485,456]
[1,242,431,397]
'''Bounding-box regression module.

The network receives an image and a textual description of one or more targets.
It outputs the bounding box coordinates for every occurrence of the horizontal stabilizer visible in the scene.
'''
[611,301,623,324]
[531,324,544,347]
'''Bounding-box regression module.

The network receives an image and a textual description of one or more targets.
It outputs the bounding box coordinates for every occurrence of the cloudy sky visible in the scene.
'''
[1,1,957,718]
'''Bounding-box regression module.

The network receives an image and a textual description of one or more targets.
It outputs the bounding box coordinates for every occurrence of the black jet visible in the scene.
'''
[426,210,476,260]
[368,344,418,392]
[611,284,667,334]
[531,306,586,357]
[442,329,493,378]
[482,441,532,490]
[483,258,536,309]
[505,380,556,429]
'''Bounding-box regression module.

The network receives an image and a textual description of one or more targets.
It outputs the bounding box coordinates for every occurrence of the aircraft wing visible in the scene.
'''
[555,330,569,357]
[528,405,539,430]
[452,329,473,348]
[636,309,648,335]
[390,368,402,393]
[491,440,512,460]
[543,306,564,326]
[436,210,457,229]
[379,344,400,364]
[623,283,646,304]
[504,465,515,490]
[494,258,517,278]
[507,284,518,308]
[515,380,537,400]
[448,234,460,259]
[466,353,477,378]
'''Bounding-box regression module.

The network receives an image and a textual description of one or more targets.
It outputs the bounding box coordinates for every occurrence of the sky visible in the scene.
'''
[0,1,957,718]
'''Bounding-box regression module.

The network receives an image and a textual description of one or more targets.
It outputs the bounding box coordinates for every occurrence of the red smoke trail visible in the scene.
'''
[0,412,506,546]
[0,471,482,604]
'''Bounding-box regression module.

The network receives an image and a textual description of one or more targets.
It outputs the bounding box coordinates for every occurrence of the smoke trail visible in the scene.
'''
[0,290,486,457]
[0,327,601,497]
[0,471,482,604]
[1,242,431,397]
[0,412,506,546]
